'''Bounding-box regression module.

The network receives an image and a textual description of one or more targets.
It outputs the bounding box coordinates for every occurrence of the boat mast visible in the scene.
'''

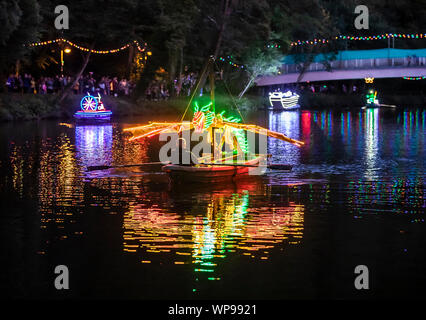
[209,62,215,113]
[209,61,216,158]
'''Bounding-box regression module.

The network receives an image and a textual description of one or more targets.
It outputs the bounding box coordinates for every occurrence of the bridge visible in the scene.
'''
[256,48,426,86]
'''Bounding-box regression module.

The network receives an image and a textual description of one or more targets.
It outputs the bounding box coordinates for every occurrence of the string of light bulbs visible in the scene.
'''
[27,38,149,54]
[218,56,244,69]
[403,76,425,80]
[290,33,426,46]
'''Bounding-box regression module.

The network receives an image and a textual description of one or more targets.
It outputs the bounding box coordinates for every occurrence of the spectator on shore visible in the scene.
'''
[46,78,54,93]
[6,74,15,92]
[73,79,80,94]
[23,74,31,93]
[111,77,118,96]
[30,77,36,94]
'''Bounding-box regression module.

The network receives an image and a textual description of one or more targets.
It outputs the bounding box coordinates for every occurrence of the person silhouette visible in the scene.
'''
[173,137,198,166]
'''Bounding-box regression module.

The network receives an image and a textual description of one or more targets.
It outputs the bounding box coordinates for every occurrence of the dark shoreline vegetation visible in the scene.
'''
[0,93,267,121]
[0,92,425,122]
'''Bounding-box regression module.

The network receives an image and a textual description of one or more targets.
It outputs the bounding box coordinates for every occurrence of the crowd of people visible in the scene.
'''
[5,73,136,97]
[144,80,170,101]
[174,71,198,97]
[144,68,199,101]
[270,82,360,95]
[6,66,205,100]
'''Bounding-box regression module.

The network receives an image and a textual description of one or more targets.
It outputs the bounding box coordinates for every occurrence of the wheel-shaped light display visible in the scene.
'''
[81,95,98,111]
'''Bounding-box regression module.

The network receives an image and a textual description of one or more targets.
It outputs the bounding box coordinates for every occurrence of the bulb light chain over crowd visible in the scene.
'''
[290,33,426,46]
[27,38,148,54]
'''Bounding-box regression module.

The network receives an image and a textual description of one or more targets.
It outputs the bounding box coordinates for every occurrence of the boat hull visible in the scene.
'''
[269,102,300,111]
[363,104,380,109]
[269,92,300,110]
[162,156,267,183]
[74,110,112,121]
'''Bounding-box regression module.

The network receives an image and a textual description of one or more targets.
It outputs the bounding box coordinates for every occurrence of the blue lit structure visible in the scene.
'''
[74,93,112,120]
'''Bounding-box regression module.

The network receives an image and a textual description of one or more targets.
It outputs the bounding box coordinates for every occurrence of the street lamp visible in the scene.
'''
[61,47,71,76]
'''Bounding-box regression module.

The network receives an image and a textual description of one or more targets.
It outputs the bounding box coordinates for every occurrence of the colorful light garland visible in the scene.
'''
[290,33,426,46]
[266,44,282,49]
[218,56,244,69]
[403,76,426,80]
[27,38,148,54]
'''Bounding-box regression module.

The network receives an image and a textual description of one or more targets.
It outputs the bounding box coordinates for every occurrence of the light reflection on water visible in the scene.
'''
[0,107,425,298]
[122,187,304,280]
[75,124,113,168]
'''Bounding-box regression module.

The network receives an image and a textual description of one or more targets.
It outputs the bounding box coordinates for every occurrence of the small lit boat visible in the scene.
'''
[74,93,112,121]
[269,90,300,110]
[364,90,380,108]
[162,154,267,183]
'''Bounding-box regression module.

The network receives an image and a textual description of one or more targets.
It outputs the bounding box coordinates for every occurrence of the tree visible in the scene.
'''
[156,0,197,87]
[52,0,139,101]
[238,46,282,98]
[0,0,42,75]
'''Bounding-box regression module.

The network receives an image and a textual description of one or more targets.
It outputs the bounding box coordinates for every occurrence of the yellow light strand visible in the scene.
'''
[27,38,148,54]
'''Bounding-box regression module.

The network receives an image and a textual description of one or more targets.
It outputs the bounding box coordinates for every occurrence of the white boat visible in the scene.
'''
[269,91,300,110]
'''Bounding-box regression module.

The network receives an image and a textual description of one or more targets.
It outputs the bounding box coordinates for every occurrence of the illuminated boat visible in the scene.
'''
[364,90,380,108]
[269,90,300,110]
[162,154,267,183]
[74,93,112,120]
[123,57,304,183]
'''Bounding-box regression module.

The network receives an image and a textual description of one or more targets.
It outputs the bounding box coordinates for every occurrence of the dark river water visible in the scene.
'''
[0,108,424,299]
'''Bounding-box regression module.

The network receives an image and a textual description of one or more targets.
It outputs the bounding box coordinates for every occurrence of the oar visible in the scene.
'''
[87,161,292,171]
[87,161,168,171]
[200,162,292,170]
[379,104,397,108]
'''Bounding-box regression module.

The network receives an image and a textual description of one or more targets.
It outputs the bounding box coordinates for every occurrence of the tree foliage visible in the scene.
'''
[238,46,282,98]
[1,0,425,95]
[0,0,41,73]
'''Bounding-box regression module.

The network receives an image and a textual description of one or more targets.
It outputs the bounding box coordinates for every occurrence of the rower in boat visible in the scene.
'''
[173,137,199,166]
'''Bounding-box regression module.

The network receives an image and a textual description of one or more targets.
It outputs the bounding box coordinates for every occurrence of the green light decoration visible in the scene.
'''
[222,114,249,154]
[366,90,379,105]
[192,102,249,154]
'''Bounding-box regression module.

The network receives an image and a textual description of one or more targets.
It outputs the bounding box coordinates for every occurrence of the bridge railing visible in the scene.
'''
[282,56,426,74]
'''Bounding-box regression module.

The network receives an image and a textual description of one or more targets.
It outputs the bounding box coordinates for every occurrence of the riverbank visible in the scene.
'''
[299,92,426,109]
[0,92,424,121]
[0,93,265,122]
